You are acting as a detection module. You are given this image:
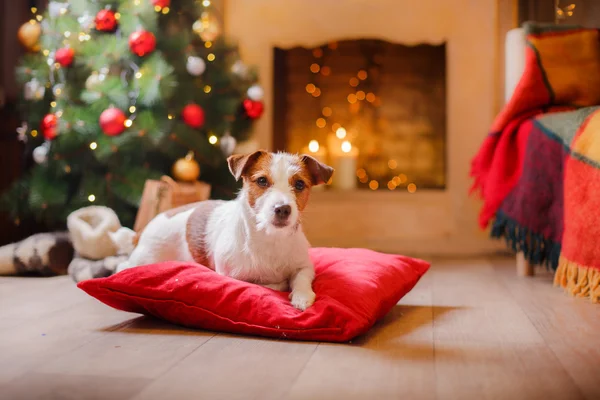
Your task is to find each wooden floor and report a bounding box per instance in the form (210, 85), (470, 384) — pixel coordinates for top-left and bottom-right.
(0, 257), (599, 400)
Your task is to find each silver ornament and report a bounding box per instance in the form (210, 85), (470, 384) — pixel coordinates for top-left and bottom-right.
(48, 2), (69, 18)
(77, 13), (94, 31)
(85, 73), (102, 90)
(24, 79), (45, 101)
(247, 85), (264, 101)
(186, 56), (206, 76)
(33, 144), (49, 164)
(52, 83), (64, 97)
(16, 122), (28, 143)
(231, 60), (248, 77)
(220, 132), (237, 157)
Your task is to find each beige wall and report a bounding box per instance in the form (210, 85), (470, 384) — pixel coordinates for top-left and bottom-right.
(224, 0), (512, 257)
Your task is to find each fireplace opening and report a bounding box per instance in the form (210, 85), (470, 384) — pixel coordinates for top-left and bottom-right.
(273, 39), (447, 191)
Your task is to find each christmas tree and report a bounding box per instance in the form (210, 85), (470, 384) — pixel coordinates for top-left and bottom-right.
(2, 0), (263, 229)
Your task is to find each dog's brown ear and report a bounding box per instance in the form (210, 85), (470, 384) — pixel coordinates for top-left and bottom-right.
(301, 154), (334, 186)
(227, 150), (266, 181)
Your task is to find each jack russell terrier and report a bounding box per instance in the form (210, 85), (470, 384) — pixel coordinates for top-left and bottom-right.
(111, 150), (334, 311)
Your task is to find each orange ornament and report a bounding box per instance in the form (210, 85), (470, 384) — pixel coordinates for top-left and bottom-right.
(17, 21), (41, 52)
(172, 152), (200, 182)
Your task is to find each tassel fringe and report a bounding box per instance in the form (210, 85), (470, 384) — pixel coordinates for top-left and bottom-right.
(554, 257), (600, 303)
(491, 211), (560, 270)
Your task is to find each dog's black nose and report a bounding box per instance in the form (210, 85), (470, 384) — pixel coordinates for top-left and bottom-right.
(274, 204), (291, 220)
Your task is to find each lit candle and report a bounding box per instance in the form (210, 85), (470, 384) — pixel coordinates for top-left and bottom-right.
(331, 140), (358, 190)
(301, 140), (328, 191)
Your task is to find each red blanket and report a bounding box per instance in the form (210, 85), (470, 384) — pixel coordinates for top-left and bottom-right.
(470, 23), (600, 228)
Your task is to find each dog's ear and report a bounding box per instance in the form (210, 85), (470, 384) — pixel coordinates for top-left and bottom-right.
(227, 150), (266, 181)
(301, 154), (334, 186)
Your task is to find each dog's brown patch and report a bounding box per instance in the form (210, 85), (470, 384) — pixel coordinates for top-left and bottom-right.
(242, 152), (273, 208)
(186, 200), (226, 268)
(290, 161), (313, 211)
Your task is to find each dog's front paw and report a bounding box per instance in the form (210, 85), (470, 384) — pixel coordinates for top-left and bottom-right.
(289, 289), (316, 311)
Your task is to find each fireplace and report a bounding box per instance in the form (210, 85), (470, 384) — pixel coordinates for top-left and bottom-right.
(225, 0), (505, 256)
(273, 40), (446, 191)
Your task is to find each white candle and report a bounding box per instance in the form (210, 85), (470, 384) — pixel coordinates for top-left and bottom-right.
(302, 140), (328, 191)
(331, 140), (358, 190)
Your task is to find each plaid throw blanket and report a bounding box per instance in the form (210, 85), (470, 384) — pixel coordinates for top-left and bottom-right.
(470, 23), (600, 302)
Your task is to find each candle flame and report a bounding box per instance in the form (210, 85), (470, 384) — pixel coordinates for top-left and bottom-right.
(341, 141), (352, 153)
(308, 140), (320, 153)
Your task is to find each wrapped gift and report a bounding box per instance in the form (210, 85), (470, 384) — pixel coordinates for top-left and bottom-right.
(133, 176), (211, 233)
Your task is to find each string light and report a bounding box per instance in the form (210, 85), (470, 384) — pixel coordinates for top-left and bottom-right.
(205, 41), (212, 48)
(388, 159), (397, 169)
(312, 48), (323, 58)
(366, 92), (376, 102)
(207, 53), (215, 61)
(336, 127), (347, 139)
(154, 5), (161, 12)
(320, 66), (331, 76)
(392, 176), (401, 185)
(124, 119), (133, 127)
(129, 106), (136, 113)
(135, 72), (143, 79)
(162, 7), (170, 14)
(387, 181), (397, 190)
(43, 49), (49, 56)
(31, 130), (38, 137)
(356, 168), (367, 178)
(89, 142), (97, 150)
(308, 140), (320, 153)
(208, 135), (218, 144)
(305, 84), (316, 94)
(168, 114), (174, 119)
(357, 70), (368, 80)
(407, 183), (417, 193)
(202, 0), (211, 6)
(60, 7), (68, 15)
(312, 88), (321, 97)
(50, 101), (57, 107)
(316, 118), (326, 128)
(341, 140), (352, 153)
(347, 93), (357, 104)
(310, 63), (320, 73)
(64, 165), (71, 173)
(31, 7), (37, 13)
(322, 107), (332, 117)
(331, 122), (341, 132)
(356, 90), (366, 100)
(115, 12), (121, 20)
(36, 15), (43, 21)
(55, 110), (63, 118)
(398, 173), (407, 183)
(349, 77), (359, 87)
(369, 180), (379, 190)
(64, 31), (71, 38)
(203, 85), (212, 93)
(88, 194), (96, 202)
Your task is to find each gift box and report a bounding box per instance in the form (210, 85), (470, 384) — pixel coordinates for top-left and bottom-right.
(133, 176), (211, 233)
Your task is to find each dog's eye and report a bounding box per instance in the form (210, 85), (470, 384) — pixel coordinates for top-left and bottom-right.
(294, 180), (306, 191)
(256, 177), (268, 187)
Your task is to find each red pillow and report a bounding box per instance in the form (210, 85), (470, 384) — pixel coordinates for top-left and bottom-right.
(78, 247), (430, 342)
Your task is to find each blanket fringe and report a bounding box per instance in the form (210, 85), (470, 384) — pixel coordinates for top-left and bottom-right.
(554, 257), (600, 303)
(491, 212), (560, 270)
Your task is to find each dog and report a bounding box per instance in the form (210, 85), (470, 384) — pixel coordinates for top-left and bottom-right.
(111, 150), (334, 311)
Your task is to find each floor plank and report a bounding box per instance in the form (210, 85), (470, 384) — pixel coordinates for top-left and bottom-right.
(1, 258), (599, 400)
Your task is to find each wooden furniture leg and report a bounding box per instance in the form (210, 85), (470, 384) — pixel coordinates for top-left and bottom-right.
(516, 252), (534, 276)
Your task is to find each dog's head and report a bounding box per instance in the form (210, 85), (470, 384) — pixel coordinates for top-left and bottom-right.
(228, 150), (334, 234)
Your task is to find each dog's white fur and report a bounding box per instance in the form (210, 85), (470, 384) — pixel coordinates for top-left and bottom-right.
(112, 152), (333, 311)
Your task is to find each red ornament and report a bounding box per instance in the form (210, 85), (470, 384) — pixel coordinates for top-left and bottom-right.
(41, 114), (58, 140)
(95, 9), (118, 32)
(182, 104), (205, 128)
(99, 108), (127, 136)
(55, 47), (74, 67)
(152, 0), (171, 8)
(243, 99), (264, 120)
(129, 30), (156, 57)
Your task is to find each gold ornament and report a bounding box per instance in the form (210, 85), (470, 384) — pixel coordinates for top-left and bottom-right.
(192, 10), (221, 42)
(18, 20), (41, 52)
(172, 151), (200, 182)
